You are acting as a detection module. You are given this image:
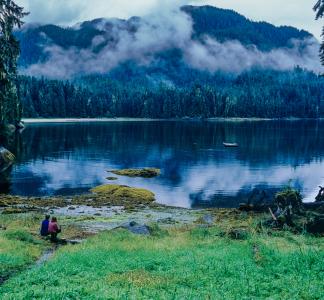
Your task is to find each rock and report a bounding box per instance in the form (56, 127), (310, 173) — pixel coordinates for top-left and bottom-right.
(0, 147), (15, 173)
(90, 184), (155, 206)
(109, 168), (161, 178)
(106, 177), (118, 181)
(120, 221), (151, 235)
(202, 214), (214, 225)
(67, 239), (83, 245)
(15, 121), (25, 130)
(157, 217), (176, 224)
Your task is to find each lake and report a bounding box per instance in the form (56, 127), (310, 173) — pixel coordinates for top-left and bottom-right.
(1, 120), (324, 208)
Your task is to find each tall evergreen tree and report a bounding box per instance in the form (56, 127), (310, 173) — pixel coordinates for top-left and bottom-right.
(314, 0), (324, 65)
(0, 0), (28, 125)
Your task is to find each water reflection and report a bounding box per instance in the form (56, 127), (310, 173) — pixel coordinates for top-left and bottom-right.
(2, 120), (324, 208)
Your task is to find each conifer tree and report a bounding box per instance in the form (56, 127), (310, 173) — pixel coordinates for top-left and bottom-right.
(0, 0), (28, 125)
(314, 0), (324, 65)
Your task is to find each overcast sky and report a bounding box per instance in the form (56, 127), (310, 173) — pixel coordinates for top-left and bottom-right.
(16, 0), (322, 39)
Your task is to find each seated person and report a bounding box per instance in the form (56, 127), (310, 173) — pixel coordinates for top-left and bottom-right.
(48, 217), (61, 242)
(40, 215), (50, 237)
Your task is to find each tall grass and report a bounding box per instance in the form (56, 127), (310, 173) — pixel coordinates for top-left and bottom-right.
(0, 214), (47, 280)
(1, 226), (323, 299)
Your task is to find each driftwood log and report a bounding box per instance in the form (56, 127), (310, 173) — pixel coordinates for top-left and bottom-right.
(240, 187), (324, 234)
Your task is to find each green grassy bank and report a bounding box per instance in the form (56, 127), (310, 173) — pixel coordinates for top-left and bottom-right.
(0, 214), (47, 283)
(1, 216), (323, 299)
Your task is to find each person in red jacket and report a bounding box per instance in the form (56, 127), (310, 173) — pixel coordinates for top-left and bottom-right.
(48, 217), (61, 242)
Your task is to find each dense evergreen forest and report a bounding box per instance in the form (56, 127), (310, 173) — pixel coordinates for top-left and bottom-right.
(13, 5), (323, 120)
(18, 69), (324, 119)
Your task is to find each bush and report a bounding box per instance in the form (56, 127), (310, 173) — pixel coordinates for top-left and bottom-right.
(275, 187), (302, 212)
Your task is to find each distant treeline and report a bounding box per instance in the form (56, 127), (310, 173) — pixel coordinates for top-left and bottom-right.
(17, 69), (324, 119)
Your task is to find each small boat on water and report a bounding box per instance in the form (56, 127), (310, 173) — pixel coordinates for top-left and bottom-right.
(223, 142), (239, 148)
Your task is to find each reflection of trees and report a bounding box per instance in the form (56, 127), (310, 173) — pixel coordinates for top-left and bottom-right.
(4, 121), (324, 203)
(19, 121), (324, 168)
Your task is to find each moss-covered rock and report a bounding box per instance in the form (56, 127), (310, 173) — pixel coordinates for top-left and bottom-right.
(0, 147), (15, 172)
(106, 177), (118, 181)
(90, 184), (155, 208)
(109, 168), (160, 178)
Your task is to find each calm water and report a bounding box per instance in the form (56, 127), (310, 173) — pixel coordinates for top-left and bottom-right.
(1, 120), (324, 208)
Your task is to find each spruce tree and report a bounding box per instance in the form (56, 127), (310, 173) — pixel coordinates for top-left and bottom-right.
(314, 0), (324, 66)
(0, 0), (28, 125)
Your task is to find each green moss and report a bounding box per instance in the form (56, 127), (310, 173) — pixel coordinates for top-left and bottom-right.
(0, 184), (157, 211)
(90, 184), (155, 208)
(109, 168), (161, 178)
(106, 177), (118, 181)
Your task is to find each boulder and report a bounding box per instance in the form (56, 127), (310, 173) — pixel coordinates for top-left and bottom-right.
(15, 121), (25, 130)
(202, 214), (214, 225)
(0, 147), (15, 173)
(120, 221), (151, 235)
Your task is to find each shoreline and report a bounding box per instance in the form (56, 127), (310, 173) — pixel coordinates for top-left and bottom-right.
(22, 118), (162, 124)
(22, 117), (324, 124)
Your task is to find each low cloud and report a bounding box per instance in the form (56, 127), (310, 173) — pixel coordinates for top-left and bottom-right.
(185, 37), (322, 73)
(22, 5), (323, 79)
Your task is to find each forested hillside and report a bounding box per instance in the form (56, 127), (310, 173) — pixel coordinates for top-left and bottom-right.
(18, 69), (324, 119)
(14, 5), (324, 119)
(16, 5), (313, 68)
(182, 6), (311, 50)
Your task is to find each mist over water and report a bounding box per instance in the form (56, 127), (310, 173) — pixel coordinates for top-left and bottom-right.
(2, 120), (324, 208)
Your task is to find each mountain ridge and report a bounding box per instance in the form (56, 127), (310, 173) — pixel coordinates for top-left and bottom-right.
(16, 5), (314, 71)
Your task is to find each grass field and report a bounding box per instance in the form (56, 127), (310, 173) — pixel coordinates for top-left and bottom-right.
(1, 217), (323, 300)
(0, 214), (47, 283)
